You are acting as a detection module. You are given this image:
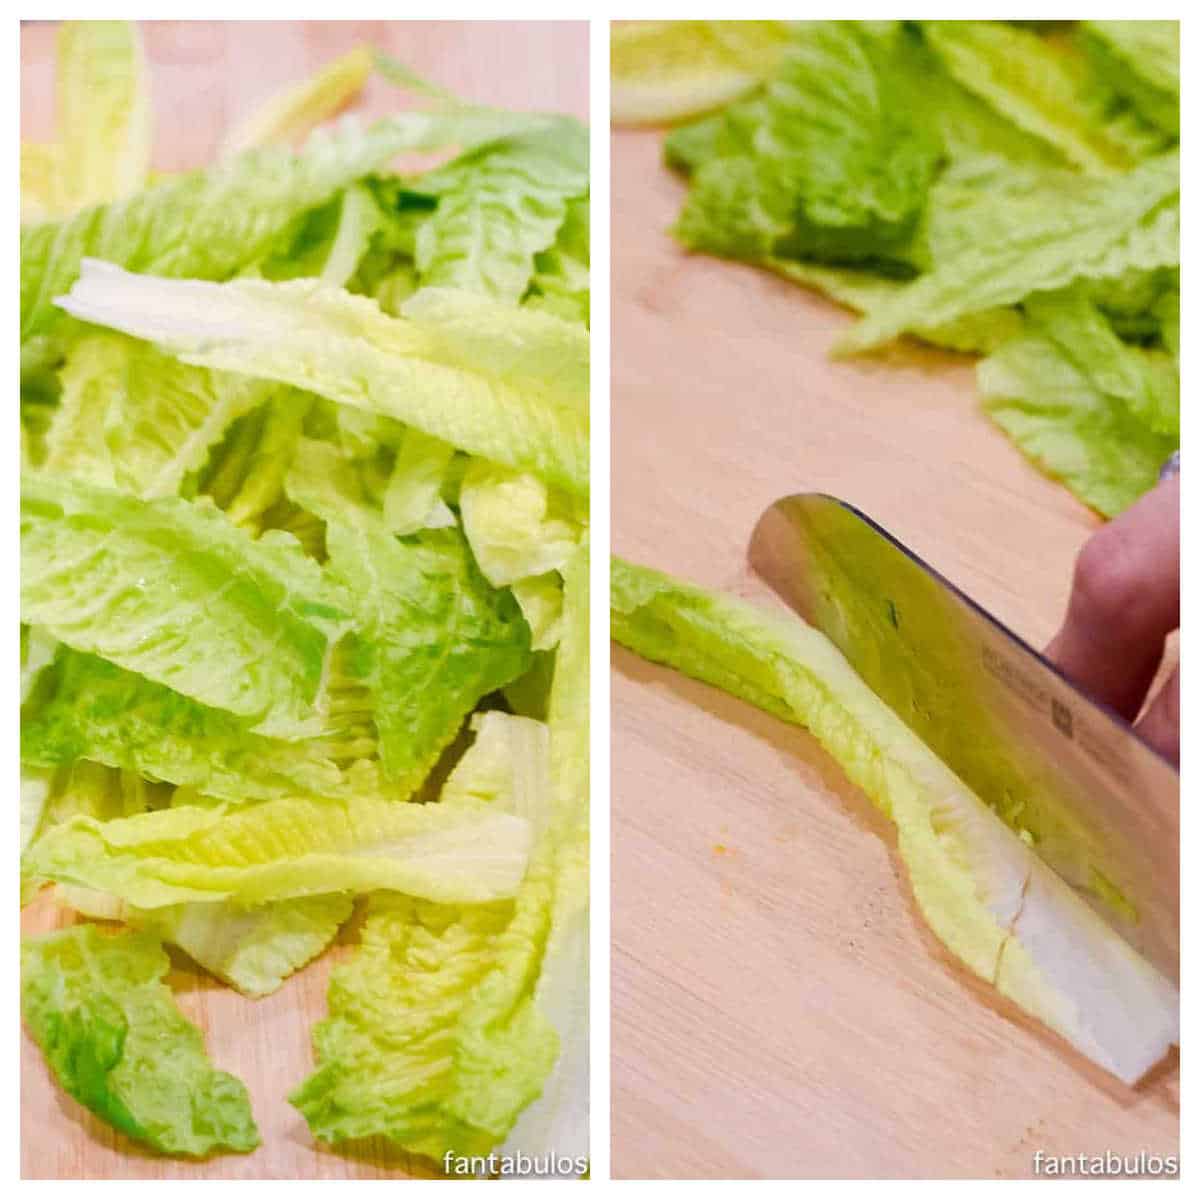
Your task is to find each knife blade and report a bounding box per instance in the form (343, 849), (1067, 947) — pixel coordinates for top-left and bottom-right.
(749, 493), (1179, 983)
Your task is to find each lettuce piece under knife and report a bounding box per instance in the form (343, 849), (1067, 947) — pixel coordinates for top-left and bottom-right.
(57, 263), (590, 497)
(23, 792), (533, 910)
(611, 557), (1177, 1085)
(22, 924), (259, 1156)
(21, 472), (352, 736)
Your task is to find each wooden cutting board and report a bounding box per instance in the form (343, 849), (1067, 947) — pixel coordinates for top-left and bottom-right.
(19, 19), (587, 1181)
(610, 126), (1178, 1180)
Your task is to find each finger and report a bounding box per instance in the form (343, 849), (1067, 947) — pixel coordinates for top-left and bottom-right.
(1046, 476), (1179, 720)
(1135, 666), (1179, 766)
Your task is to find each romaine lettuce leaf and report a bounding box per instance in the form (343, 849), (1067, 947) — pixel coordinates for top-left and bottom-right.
(675, 22), (941, 267)
(919, 21), (1166, 173)
(20, 624), (58, 705)
(978, 290), (1178, 517)
(20, 649), (367, 805)
(441, 711), (552, 823)
(54, 21), (153, 212)
(505, 538), (589, 1161)
(838, 150), (1178, 353)
(23, 791), (534, 909)
(22, 107), (547, 341)
(1081, 21), (1179, 139)
(45, 332), (274, 499)
(611, 557), (1177, 1084)
(284, 437), (533, 786)
(57, 887), (354, 999)
(459, 460), (582, 587)
(524, 194), (590, 326)
(22, 924), (260, 1156)
(21, 472), (352, 736)
(221, 46), (374, 156)
(381, 428), (457, 535)
(57, 262), (590, 496)
(411, 119), (589, 304)
(203, 397), (311, 534)
(21, 142), (59, 225)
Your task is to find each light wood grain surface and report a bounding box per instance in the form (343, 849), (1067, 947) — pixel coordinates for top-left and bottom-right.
(610, 127), (1178, 1179)
(19, 19), (587, 1181)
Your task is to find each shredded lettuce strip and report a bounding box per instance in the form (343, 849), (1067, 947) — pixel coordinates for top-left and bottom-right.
(57, 263), (589, 497)
(23, 792), (534, 909)
(22, 924), (260, 1156)
(611, 558), (1177, 1086)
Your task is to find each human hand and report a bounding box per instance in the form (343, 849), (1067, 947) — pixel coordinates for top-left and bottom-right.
(1046, 474), (1179, 765)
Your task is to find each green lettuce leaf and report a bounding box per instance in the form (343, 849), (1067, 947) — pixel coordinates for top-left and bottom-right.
(675, 22), (941, 267)
(510, 575), (565, 653)
(525, 194), (590, 325)
(22, 924), (259, 1156)
(838, 149), (1178, 353)
(56, 887), (354, 999)
(381, 428), (457, 535)
(441, 711), (552, 821)
(459, 460), (582, 587)
(411, 119), (589, 304)
(221, 46), (374, 156)
(284, 437), (533, 786)
(978, 290), (1178, 517)
(919, 21), (1166, 173)
(203, 396), (312, 533)
(58, 263), (589, 496)
(23, 792), (534, 909)
(20, 648), (370, 805)
(54, 21), (153, 212)
(20, 624), (58, 705)
(21, 142), (59, 224)
(44, 332), (274, 499)
(611, 557), (1176, 1085)
(1081, 21), (1179, 139)
(21, 472), (352, 736)
(22, 108), (547, 341)
(505, 538), (589, 1161)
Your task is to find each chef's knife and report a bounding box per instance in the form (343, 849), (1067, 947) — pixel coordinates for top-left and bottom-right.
(749, 493), (1179, 983)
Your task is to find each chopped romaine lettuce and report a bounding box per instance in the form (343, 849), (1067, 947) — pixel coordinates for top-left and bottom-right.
(22, 924), (260, 1156)
(57, 263), (590, 496)
(20, 25), (588, 1167)
(23, 792), (534, 908)
(21, 472), (353, 736)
